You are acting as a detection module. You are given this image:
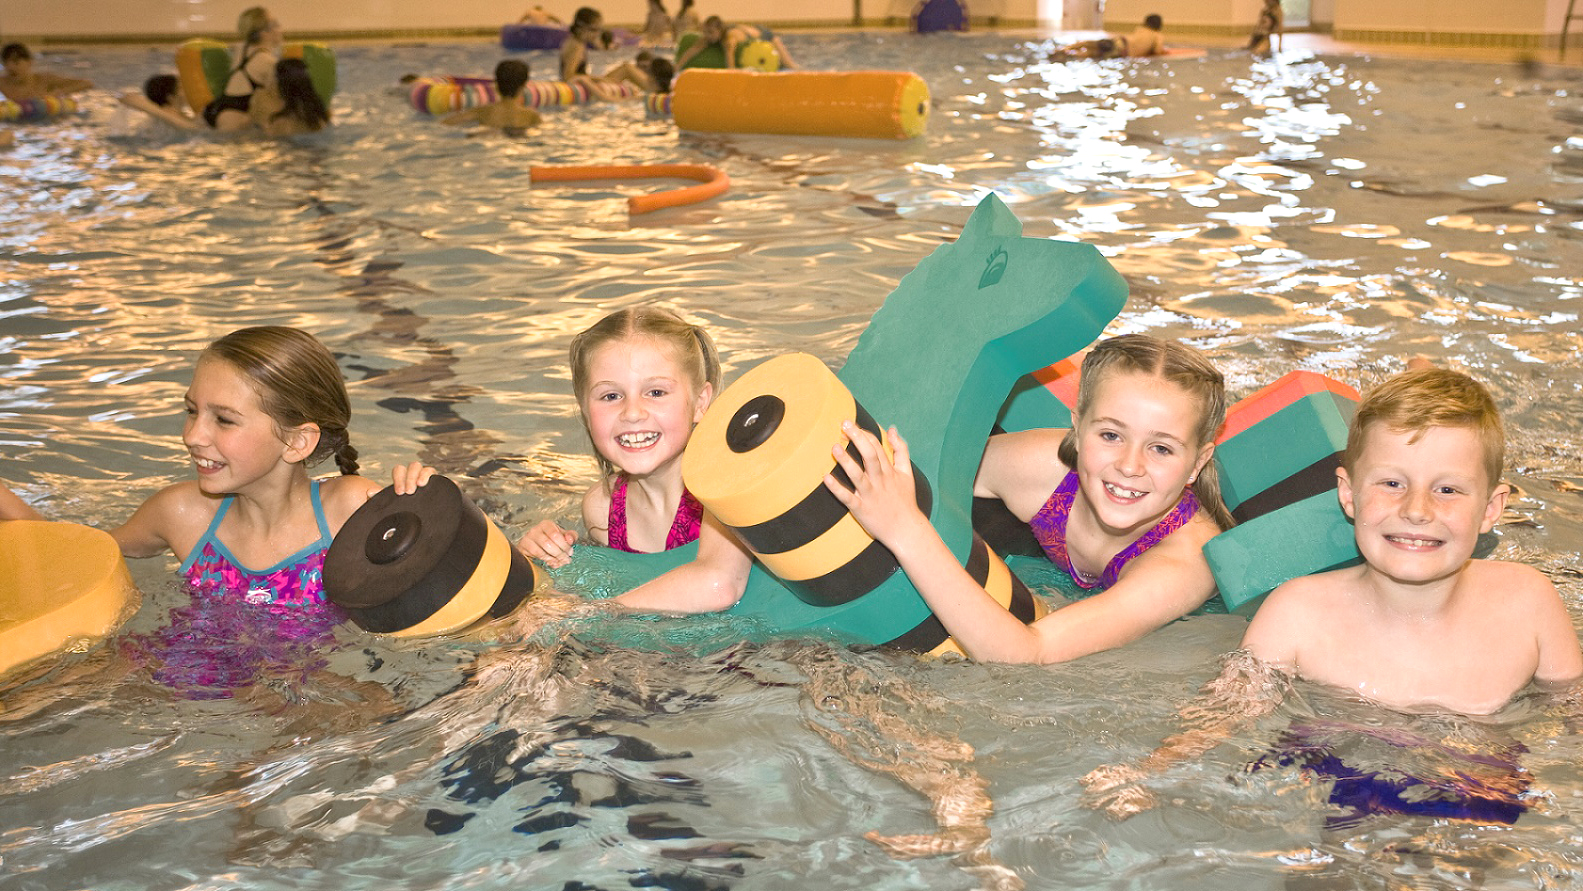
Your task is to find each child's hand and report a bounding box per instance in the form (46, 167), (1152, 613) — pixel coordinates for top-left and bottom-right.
(1079, 763), (1157, 820)
(824, 422), (930, 548)
(392, 461), (437, 495)
(517, 520), (578, 568)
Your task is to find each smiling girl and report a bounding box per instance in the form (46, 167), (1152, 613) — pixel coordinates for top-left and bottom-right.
(828, 334), (1234, 663)
(110, 326), (422, 611)
(517, 307), (720, 568)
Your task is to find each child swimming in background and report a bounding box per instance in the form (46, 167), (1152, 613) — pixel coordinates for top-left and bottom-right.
(250, 58), (330, 135)
(443, 59), (542, 133)
(109, 326), (424, 615)
(829, 334), (1233, 663)
(1082, 366), (1583, 819)
(560, 7), (606, 83)
(677, 16), (800, 70)
(516, 307), (720, 568)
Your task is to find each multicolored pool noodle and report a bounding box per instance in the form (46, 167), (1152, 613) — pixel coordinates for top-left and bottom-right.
(0, 96), (81, 122)
(407, 76), (638, 114)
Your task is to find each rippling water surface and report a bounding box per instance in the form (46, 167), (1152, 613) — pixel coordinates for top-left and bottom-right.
(4, 33), (1583, 890)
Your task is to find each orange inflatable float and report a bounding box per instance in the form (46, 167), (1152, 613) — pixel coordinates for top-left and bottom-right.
(529, 163), (730, 215)
(671, 69), (929, 140)
(1, 521), (138, 676)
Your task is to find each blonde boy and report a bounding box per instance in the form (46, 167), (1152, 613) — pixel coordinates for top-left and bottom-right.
(1084, 367), (1581, 816)
(1244, 367), (1580, 714)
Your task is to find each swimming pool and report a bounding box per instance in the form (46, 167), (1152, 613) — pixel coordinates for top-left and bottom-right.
(4, 32), (1583, 890)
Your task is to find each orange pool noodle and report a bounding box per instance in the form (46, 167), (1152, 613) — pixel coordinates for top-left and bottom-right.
(529, 163), (730, 214)
(671, 69), (930, 140)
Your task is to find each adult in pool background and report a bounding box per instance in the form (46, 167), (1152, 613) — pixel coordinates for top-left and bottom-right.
(1083, 367), (1583, 819)
(202, 6), (283, 132)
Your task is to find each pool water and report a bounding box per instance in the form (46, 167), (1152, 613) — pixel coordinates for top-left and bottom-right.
(4, 32), (1583, 890)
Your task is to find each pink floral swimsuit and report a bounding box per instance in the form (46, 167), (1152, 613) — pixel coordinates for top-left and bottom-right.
(606, 477), (704, 552)
(1028, 470), (1200, 590)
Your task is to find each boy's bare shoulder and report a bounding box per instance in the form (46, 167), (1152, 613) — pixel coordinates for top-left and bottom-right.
(1464, 557), (1559, 605)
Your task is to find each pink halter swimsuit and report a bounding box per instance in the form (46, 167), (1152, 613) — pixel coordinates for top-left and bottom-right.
(606, 477), (704, 552)
(1028, 470), (1200, 589)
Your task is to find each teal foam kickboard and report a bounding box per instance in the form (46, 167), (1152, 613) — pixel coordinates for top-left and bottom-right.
(1204, 490), (1361, 614)
(555, 194), (1128, 648)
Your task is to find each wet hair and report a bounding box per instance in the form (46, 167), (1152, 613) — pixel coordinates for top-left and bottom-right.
(1, 43), (32, 63)
(237, 6), (272, 44)
(201, 326), (360, 474)
(1056, 334), (1233, 530)
(569, 307), (722, 479)
(1144, 14), (1164, 30)
(1344, 367), (1505, 491)
(572, 6), (603, 29)
(143, 74), (180, 107)
(272, 58), (329, 130)
(703, 15), (725, 32)
(494, 58), (530, 97)
(648, 57), (674, 93)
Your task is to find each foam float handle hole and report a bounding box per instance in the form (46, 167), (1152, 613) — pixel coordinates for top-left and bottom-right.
(367, 512), (421, 565)
(727, 394), (786, 453)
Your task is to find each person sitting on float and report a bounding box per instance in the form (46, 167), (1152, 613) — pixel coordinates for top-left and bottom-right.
(676, 16), (800, 70)
(0, 43), (94, 102)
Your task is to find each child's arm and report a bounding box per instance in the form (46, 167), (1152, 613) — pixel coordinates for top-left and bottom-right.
(42, 72), (93, 95)
(1081, 649), (1289, 818)
(515, 482), (604, 568)
(830, 423), (1218, 664)
(614, 513), (752, 612)
(109, 483), (206, 558)
(0, 481), (44, 520)
(1522, 566), (1583, 688)
(118, 92), (202, 130)
(441, 106), (483, 126)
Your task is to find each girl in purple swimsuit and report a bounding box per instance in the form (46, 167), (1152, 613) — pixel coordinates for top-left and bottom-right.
(829, 334), (1235, 664)
(518, 307), (720, 568)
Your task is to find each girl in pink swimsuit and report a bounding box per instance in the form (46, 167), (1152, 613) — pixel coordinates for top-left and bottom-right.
(110, 326), (427, 627)
(518, 307), (720, 567)
(828, 334), (1235, 664)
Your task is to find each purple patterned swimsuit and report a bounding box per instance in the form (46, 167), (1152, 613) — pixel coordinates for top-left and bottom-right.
(1028, 470), (1200, 589)
(134, 480), (341, 698)
(606, 477), (704, 552)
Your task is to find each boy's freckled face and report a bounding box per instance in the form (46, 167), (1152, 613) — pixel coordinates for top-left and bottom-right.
(1338, 424), (1506, 589)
